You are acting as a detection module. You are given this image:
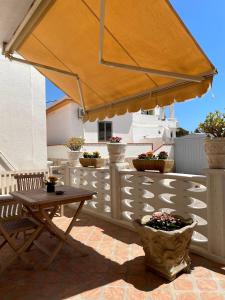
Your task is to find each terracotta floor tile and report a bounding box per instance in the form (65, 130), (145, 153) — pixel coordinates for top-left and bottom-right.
(176, 292), (198, 300)
(104, 286), (125, 300)
(196, 279), (218, 291)
(1, 212), (225, 300)
(174, 278), (193, 290)
(200, 293), (225, 300)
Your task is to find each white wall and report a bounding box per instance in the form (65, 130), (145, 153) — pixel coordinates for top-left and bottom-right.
(47, 102), (84, 145)
(0, 54), (47, 171)
(175, 134), (208, 175)
(84, 113), (133, 143)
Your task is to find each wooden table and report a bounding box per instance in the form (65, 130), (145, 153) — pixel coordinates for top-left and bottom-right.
(11, 185), (96, 268)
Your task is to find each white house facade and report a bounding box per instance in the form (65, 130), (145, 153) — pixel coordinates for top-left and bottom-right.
(0, 53), (47, 171)
(46, 98), (178, 147)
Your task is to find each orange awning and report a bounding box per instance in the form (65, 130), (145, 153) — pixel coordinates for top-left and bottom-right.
(5, 0), (216, 121)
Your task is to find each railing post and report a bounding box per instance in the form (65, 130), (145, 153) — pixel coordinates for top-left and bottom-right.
(206, 169), (225, 258)
(108, 144), (129, 220)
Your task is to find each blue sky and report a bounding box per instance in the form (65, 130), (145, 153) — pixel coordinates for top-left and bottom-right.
(46, 0), (225, 132)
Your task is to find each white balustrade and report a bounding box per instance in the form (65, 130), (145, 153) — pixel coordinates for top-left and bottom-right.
(69, 167), (111, 217)
(0, 170), (48, 195)
(119, 170), (208, 254)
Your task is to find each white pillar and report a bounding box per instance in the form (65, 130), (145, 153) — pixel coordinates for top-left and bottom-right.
(169, 103), (175, 119)
(206, 169), (225, 258)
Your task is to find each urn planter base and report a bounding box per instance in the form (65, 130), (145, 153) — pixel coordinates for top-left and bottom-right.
(133, 215), (196, 281)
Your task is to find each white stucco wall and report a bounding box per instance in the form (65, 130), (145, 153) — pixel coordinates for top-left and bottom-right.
(0, 54), (47, 171)
(47, 102), (84, 145)
(175, 134), (208, 175)
(84, 113), (133, 143)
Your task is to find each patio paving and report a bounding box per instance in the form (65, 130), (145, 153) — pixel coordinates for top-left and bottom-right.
(0, 209), (225, 300)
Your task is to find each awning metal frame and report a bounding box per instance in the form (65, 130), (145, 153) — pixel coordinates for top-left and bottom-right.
(3, 52), (86, 113)
(99, 0), (204, 83)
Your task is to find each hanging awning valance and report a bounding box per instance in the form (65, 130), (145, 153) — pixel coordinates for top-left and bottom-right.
(4, 0), (216, 121)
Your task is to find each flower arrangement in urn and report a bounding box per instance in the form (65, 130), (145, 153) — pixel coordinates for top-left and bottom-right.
(45, 176), (58, 193)
(197, 110), (225, 168)
(108, 136), (122, 143)
(65, 137), (85, 166)
(65, 137), (85, 151)
(133, 151), (173, 172)
(133, 211), (197, 281)
(79, 151), (105, 168)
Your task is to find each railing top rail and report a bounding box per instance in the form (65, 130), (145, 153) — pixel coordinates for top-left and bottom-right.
(0, 169), (48, 177)
(68, 166), (110, 172)
(119, 169), (206, 182)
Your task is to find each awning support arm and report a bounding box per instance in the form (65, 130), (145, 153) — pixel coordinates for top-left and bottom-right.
(99, 0), (203, 83)
(3, 51), (86, 113)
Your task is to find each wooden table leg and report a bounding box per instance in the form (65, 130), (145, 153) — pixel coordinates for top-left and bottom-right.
(40, 200), (86, 268)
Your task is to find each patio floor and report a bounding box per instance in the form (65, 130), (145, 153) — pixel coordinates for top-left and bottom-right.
(0, 209), (225, 300)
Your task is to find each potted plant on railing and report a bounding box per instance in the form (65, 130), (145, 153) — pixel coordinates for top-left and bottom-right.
(65, 137), (85, 166)
(45, 176), (58, 193)
(107, 136), (127, 163)
(197, 110), (225, 168)
(79, 151), (105, 168)
(133, 212), (197, 281)
(132, 151), (174, 172)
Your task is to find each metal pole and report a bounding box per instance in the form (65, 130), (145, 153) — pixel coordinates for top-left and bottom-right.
(98, 0), (203, 83)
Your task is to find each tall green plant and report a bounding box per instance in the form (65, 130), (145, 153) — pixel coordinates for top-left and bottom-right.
(198, 111), (225, 138)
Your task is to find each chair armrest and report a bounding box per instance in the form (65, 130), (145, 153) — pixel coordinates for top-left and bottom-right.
(0, 195), (19, 205)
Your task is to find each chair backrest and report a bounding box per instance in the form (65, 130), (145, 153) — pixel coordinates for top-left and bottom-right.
(14, 173), (45, 191)
(0, 195), (23, 221)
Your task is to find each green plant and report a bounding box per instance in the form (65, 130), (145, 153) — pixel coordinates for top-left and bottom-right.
(198, 110), (225, 137)
(83, 151), (101, 158)
(145, 212), (187, 231)
(66, 137), (85, 151)
(157, 151), (168, 160)
(176, 127), (189, 137)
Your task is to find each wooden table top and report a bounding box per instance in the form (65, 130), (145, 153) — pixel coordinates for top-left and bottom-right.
(11, 186), (96, 207)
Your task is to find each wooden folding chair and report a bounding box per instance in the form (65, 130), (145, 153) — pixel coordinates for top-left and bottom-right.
(0, 195), (38, 273)
(14, 173), (45, 191)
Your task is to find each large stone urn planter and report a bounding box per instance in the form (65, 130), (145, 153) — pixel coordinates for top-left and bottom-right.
(133, 159), (174, 173)
(107, 143), (127, 163)
(133, 215), (197, 281)
(204, 138), (225, 168)
(68, 151), (82, 166)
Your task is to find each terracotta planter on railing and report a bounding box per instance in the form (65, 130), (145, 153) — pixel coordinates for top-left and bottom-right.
(204, 138), (225, 168)
(132, 159), (174, 173)
(133, 215), (197, 281)
(79, 158), (105, 168)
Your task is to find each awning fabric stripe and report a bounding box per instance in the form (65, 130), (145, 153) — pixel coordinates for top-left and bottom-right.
(14, 0), (216, 121)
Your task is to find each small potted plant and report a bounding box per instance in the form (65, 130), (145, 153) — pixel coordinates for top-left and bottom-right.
(132, 151), (174, 172)
(45, 176), (58, 193)
(79, 151), (105, 168)
(133, 212), (197, 281)
(65, 137), (85, 166)
(107, 136), (127, 163)
(198, 110), (225, 168)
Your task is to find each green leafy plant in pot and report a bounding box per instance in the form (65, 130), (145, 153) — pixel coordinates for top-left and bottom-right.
(197, 110), (225, 168)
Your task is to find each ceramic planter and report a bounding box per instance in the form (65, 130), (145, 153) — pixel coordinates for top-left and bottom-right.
(107, 143), (127, 163)
(132, 159), (174, 173)
(79, 158), (105, 168)
(67, 150), (82, 166)
(204, 138), (225, 168)
(133, 215), (197, 281)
